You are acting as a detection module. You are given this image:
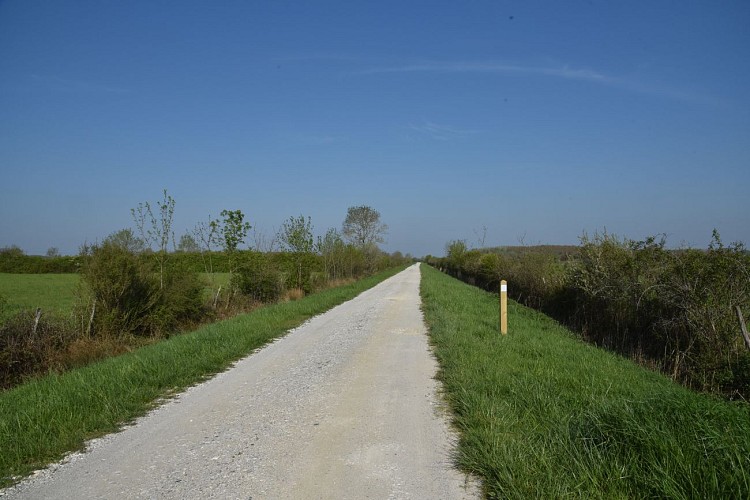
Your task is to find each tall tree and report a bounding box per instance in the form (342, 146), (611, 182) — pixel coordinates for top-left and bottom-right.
(193, 215), (220, 275)
(218, 209), (251, 276)
(131, 190), (176, 289)
(317, 228), (345, 280)
(279, 215), (314, 289)
(279, 215), (314, 254)
(342, 206), (388, 249)
(177, 233), (201, 253)
(192, 214), (221, 306)
(104, 228), (146, 254)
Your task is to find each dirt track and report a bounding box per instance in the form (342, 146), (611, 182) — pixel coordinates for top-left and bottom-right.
(3, 264), (478, 499)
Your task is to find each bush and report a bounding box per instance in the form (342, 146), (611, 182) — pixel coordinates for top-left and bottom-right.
(78, 242), (157, 337)
(570, 232), (750, 395)
(657, 239), (750, 394)
(148, 261), (206, 334)
(0, 309), (75, 388)
(0, 247), (206, 388)
(232, 255), (285, 303)
(78, 242), (206, 337)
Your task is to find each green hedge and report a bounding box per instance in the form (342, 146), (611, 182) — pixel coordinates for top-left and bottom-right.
(0, 254), (82, 273)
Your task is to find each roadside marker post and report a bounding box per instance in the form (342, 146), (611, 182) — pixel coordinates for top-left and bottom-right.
(500, 280), (508, 335)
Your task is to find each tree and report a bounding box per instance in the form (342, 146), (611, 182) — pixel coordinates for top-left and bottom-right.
(218, 209), (251, 276)
(279, 215), (314, 289)
(445, 239), (468, 259)
(192, 215), (221, 305)
(0, 245), (25, 257)
(279, 215), (314, 254)
(193, 215), (220, 274)
(46, 247), (60, 258)
(445, 239), (468, 270)
(473, 225), (488, 249)
(104, 228), (146, 254)
(342, 206), (388, 249)
(251, 226), (278, 253)
(177, 233), (201, 253)
(132, 189), (176, 289)
(317, 228), (345, 280)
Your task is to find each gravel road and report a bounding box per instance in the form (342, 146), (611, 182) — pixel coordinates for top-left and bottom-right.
(3, 264), (478, 499)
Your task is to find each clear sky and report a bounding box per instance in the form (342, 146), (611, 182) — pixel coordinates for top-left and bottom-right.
(1, 0), (748, 257)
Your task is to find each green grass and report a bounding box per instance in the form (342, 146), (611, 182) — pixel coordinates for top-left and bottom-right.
(0, 266), (406, 487)
(420, 264), (750, 499)
(0, 273), (232, 319)
(0, 274), (79, 319)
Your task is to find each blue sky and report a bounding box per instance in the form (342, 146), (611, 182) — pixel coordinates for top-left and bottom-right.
(1, 0), (748, 257)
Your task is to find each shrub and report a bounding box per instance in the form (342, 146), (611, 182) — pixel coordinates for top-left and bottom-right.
(309, 271), (327, 292)
(232, 255), (285, 303)
(0, 310), (75, 388)
(78, 242), (206, 338)
(148, 261), (206, 334)
(657, 239), (750, 394)
(78, 242), (157, 337)
(570, 234), (669, 353)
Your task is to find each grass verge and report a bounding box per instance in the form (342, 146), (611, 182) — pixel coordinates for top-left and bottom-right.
(0, 265), (406, 487)
(420, 264), (750, 498)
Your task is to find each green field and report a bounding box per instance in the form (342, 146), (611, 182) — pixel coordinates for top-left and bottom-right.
(0, 273), (231, 320)
(0, 274), (79, 319)
(419, 264), (750, 498)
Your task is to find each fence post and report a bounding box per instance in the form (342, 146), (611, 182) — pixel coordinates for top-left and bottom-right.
(500, 280), (508, 335)
(736, 306), (750, 351)
(87, 300), (96, 338)
(32, 307), (42, 337)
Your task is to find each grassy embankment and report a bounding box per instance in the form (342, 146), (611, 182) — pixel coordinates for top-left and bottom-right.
(420, 264), (750, 498)
(0, 265), (406, 487)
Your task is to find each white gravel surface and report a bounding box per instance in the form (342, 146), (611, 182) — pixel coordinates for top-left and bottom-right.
(2, 264), (479, 499)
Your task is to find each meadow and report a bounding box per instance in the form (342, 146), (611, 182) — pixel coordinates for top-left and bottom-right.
(0, 273), (231, 320)
(0, 274), (79, 320)
(420, 264), (750, 498)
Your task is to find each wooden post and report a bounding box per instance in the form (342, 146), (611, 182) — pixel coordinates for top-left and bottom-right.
(500, 280), (508, 335)
(213, 286), (222, 309)
(86, 300), (96, 338)
(32, 308), (42, 337)
(736, 306), (750, 351)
